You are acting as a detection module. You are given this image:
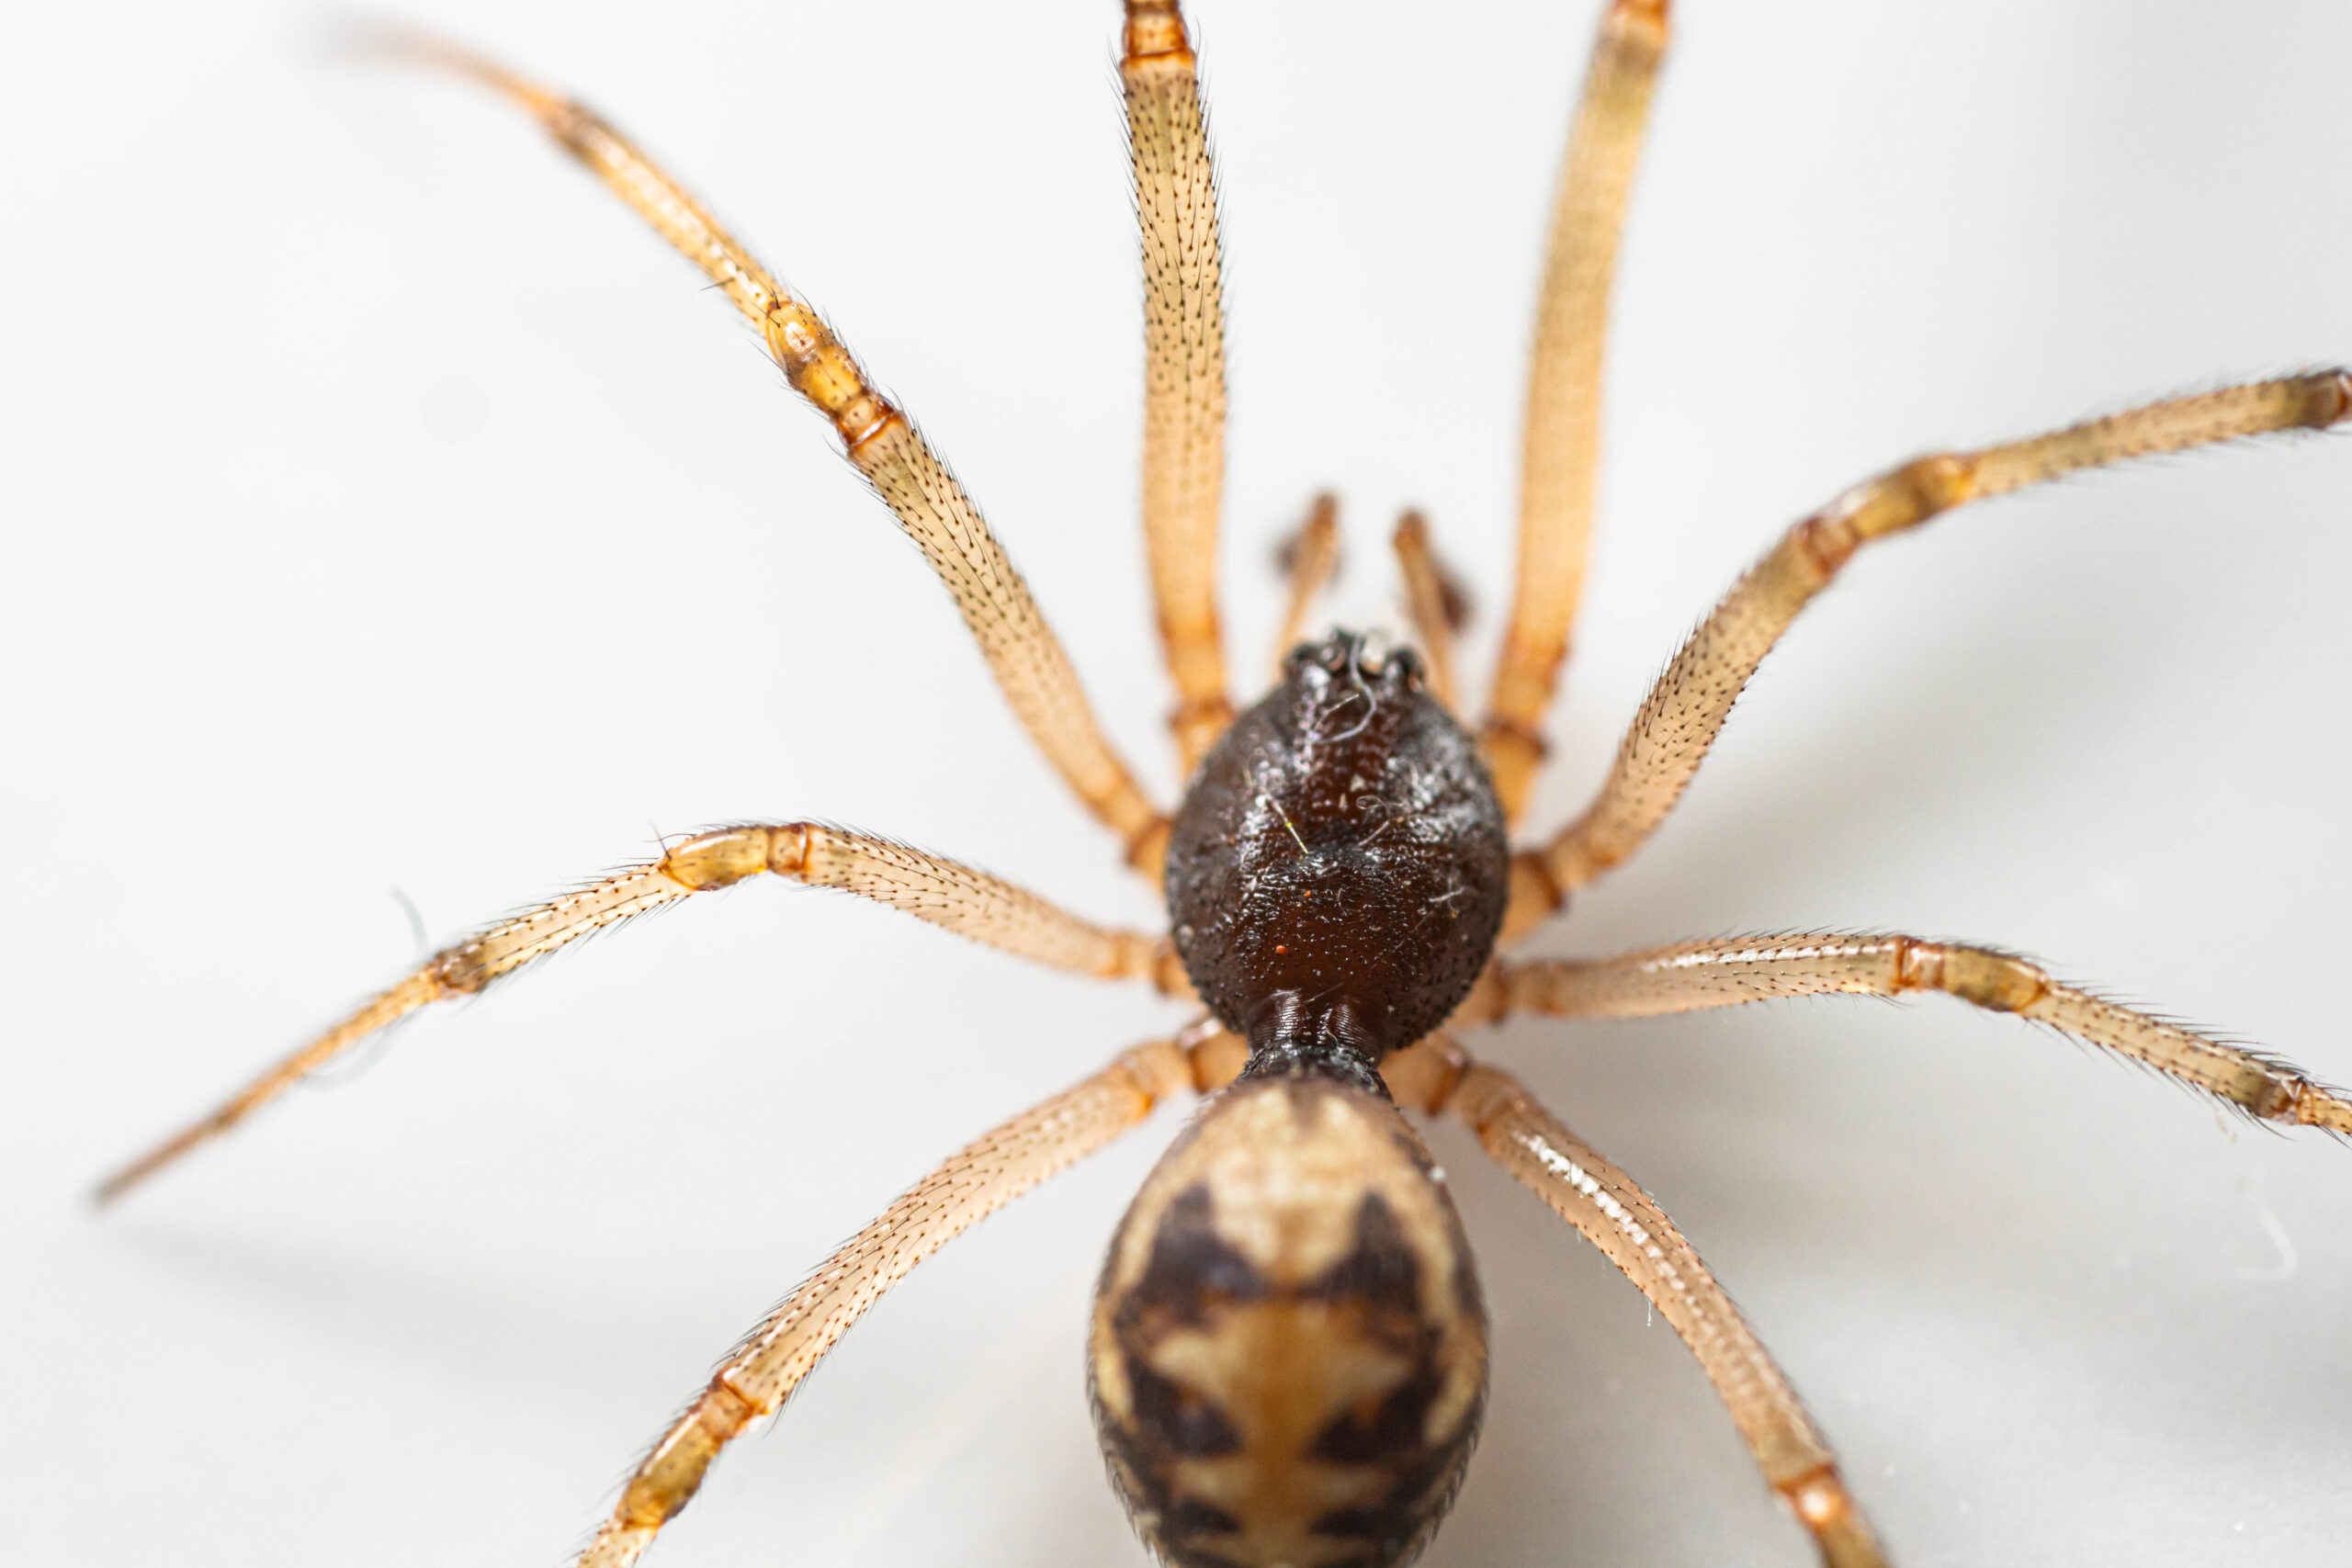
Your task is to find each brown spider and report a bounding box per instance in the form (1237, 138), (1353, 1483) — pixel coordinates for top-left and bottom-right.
(85, 2), (2352, 1564)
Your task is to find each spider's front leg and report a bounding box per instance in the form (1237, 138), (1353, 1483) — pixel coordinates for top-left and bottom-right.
(1383, 1037), (1885, 1568)
(1503, 371), (2352, 931)
(354, 28), (1172, 867)
(1481, 0), (1673, 821)
(95, 825), (1190, 1201)
(1125, 0), (1235, 775)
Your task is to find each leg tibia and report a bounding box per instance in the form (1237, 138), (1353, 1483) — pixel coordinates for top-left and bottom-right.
(1489, 934), (2352, 1131)
(95, 826), (1182, 1202)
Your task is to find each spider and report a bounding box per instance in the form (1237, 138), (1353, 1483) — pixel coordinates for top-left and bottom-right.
(78, 0), (2352, 1561)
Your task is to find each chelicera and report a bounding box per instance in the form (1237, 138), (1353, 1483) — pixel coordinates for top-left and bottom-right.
(96, 3), (2352, 1565)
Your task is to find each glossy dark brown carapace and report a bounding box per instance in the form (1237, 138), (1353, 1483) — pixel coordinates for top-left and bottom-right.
(1090, 1077), (1488, 1568)
(1166, 634), (1510, 1087)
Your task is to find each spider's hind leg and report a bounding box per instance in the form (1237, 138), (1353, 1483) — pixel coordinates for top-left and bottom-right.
(574, 1027), (1240, 1568)
(1385, 1038), (1886, 1568)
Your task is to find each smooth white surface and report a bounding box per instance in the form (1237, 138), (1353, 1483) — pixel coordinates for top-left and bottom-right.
(6, 2), (2351, 1563)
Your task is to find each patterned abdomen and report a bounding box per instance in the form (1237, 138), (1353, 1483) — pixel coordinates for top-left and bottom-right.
(1089, 1078), (1487, 1568)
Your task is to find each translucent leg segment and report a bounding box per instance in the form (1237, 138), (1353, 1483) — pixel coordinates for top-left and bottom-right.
(368, 28), (1166, 864)
(1481, 0), (1673, 823)
(95, 825), (1185, 1202)
(1438, 1047), (1885, 1568)
(571, 1031), (1229, 1568)
(1268, 491), (1340, 680)
(1125, 0), (1234, 773)
(1519, 372), (2352, 907)
(1475, 934), (2352, 1133)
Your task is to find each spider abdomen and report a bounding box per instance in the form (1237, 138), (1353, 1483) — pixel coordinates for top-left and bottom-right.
(1165, 635), (1510, 1085)
(1089, 1077), (1487, 1568)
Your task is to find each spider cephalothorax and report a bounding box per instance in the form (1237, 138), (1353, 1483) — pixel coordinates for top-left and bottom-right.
(1166, 633), (1509, 1089)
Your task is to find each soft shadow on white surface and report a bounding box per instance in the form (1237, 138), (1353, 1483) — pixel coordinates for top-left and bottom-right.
(6, 2), (2351, 1565)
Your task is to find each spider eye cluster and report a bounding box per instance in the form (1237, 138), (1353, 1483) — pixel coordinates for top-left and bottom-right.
(1165, 632), (1510, 1083)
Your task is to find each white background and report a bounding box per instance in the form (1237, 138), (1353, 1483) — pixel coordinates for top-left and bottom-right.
(6, 1), (2351, 1563)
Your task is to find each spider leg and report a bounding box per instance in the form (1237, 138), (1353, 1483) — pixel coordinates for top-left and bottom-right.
(1267, 491), (1340, 681)
(363, 29), (1168, 868)
(1393, 509), (1467, 712)
(1511, 371), (2352, 917)
(1385, 1038), (1884, 1568)
(1125, 0), (1235, 775)
(570, 1028), (1238, 1568)
(95, 825), (1189, 1202)
(1465, 935), (2352, 1134)
(1481, 0), (1673, 823)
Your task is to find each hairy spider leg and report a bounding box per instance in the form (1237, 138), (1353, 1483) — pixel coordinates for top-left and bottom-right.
(94, 826), (1189, 1202)
(1385, 1037), (1885, 1568)
(1466, 936), (2352, 1134)
(1268, 491), (1341, 681)
(573, 1030), (1243, 1568)
(1126, 0), (1235, 775)
(362, 27), (1170, 866)
(1481, 0), (1673, 822)
(1507, 370), (2352, 923)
